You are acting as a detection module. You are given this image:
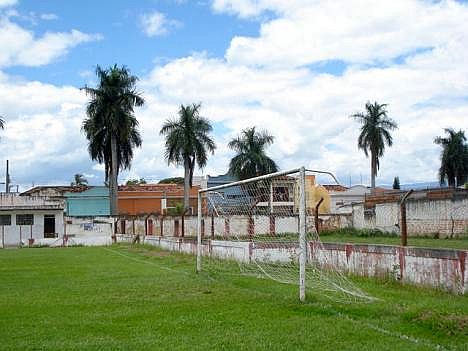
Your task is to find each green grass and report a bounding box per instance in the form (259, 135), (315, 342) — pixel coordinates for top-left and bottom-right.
(320, 228), (468, 250)
(0, 245), (467, 350)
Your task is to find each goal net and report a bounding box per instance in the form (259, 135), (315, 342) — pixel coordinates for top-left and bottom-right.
(196, 167), (373, 303)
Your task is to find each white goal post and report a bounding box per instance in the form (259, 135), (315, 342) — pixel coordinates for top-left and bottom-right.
(197, 167), (308, 301)
(196, 166), (372, 303)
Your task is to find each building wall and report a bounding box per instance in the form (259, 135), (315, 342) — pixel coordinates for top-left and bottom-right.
(64, 217), (113, 237)
(1, 209), (64, 247)
(64, 187), (110, 217)
(329, 185), (370, 213)
(118, 186), (200, 216)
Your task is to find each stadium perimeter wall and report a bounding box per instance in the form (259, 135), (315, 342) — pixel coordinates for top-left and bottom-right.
(115, 234), (467, 294)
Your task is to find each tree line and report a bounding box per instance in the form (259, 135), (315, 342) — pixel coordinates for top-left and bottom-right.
(1, 65), (467, 215)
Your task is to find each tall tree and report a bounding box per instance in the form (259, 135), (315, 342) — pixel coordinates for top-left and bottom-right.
(71, 173), (88, 186)
(351, 102), (398, 190)
(126, 178), (147, 185)
(158, 177), (184, 184)
(160, 103), (216, 211)
(392, 176), (400, 190)
(434, 128), (468, 187)
(228, 127), (278, 180)
(82, 65), (144, 215)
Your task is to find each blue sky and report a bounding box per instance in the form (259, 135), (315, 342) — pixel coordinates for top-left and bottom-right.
(0, 0), (467, 189)
(5, 0), (261, 86)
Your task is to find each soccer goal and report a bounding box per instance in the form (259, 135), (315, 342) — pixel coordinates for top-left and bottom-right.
(196, 167), (372, 303)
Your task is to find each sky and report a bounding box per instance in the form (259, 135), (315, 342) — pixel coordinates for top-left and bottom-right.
(0, 0), (467, 190)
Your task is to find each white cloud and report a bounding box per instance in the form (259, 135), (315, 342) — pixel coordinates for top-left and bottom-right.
(214, 0), (468, 68)
(40, 13), (58, 21)
(139, 11), (181, 37)
(0, 17), (102, 68)
(0, 0), (16, 8)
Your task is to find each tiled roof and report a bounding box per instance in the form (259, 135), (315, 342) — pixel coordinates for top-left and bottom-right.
(21, 185), (89, 195)
(118, 184), (200, 194)
(322, 184), (349, 192)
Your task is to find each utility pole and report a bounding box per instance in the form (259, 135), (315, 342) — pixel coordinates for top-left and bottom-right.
(5, 160), (10, 193)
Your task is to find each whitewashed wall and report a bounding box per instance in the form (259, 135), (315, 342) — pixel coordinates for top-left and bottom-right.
(1, 210), (64, 247)
(116, 235), (467, 294)
(352, 198), (468, 236)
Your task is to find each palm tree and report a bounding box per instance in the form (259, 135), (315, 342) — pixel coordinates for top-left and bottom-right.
(160, 103), (216, 211)
(228, 127), (278, 180)
(82, 65), (144, 215)
(434, 128), (468, 187)
(351, 102), (398, 190)
(71, 173), (88, 186)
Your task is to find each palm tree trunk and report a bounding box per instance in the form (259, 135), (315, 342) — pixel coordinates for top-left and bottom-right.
(183, 157), (190, 212)
(110, 135), (119, 216)
(370, 153), (376, 191)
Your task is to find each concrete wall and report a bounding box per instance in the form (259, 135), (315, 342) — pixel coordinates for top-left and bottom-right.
(116, 234), (467, 294)
(352, 197), (468, 236)
(1, 210), (64, 247)
(115, 215), (302, 238)
(64, 217), (113, 237)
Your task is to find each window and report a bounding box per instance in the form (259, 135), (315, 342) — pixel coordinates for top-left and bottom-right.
(0, 215), (11, 226)
(273, 186), (290, 201)
(16, 214), (34, 225)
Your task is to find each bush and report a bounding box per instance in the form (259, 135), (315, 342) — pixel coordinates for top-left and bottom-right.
(320, 227), (398, 237)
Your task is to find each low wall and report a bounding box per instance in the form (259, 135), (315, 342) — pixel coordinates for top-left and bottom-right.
(116, 234), (467, 294)
(352, 197), (468, 237)
(116, 214), (352, 239)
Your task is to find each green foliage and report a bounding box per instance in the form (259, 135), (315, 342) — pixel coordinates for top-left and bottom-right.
(0, 246), (466, 350)
(166, 202), (185, 216)
(351, 102), (398, 188)
(71, 173), (88, 186)
(126, 178), (147, 185)
(228, 127), (278, 180)
(320, 227), (398, 238)
(158, 177), (184, 184)
(319, 228), (468, 250)
(392, 176), (400, 190)
(434, 128), (468, 187)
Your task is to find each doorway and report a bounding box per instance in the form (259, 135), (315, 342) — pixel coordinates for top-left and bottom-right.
(44, 215), (56, 238)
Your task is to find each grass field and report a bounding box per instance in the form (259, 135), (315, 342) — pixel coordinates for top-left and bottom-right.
(316, 228), (468, 250)
(0, 245), (467, 350)
(320, 233), (468, 250)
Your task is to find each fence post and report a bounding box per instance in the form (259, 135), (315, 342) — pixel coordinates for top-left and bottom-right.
(211, 213), (215, 239)
(197, 191), (202, 273)
(315, 197), (324, 234)
(299, 166), (307, 302)
(400, 190), (414, 247)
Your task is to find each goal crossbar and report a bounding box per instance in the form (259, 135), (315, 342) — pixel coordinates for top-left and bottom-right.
(198, 168), (302, 194)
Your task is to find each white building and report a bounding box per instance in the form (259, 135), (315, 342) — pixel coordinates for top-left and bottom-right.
(328, 185), (371, 213)
(0, 193), (64, 247)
